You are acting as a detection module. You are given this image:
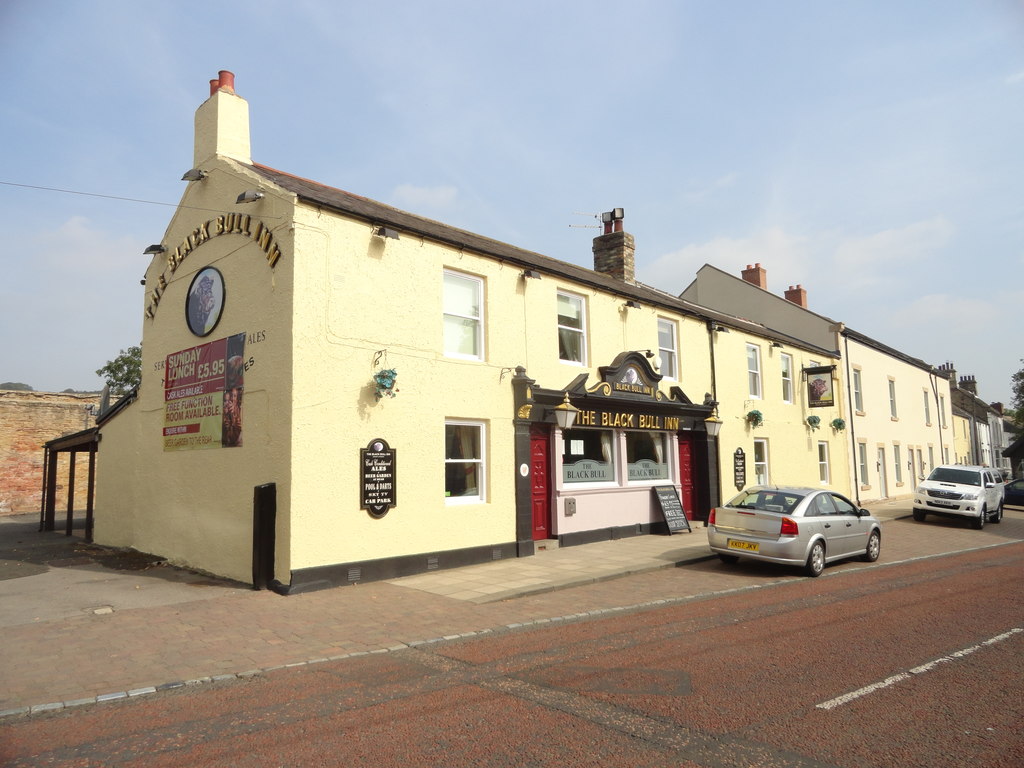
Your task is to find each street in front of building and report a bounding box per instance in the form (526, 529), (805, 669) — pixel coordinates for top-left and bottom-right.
(2, 505), (1022, 766)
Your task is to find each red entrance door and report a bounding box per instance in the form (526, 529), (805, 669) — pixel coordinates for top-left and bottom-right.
(677, 432), (696, 520)
(529, 426), (551, 540)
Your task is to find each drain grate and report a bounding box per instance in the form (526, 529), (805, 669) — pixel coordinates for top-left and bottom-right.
(347, 567), (361, 582)
(426, 556), (439, 570)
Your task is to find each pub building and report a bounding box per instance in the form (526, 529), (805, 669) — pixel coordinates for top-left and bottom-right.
(90, 72), (795, 593)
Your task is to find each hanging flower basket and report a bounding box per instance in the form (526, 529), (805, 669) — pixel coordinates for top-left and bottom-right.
(830, 417), (846, 431)
(745, 410), (764, 428)
(806, 415), (821, 431)
(372, 368), (399, 400)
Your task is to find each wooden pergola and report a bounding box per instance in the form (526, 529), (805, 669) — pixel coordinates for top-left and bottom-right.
(40, 427), (99, 541)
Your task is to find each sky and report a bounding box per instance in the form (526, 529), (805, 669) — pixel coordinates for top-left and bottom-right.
(1, 0), (1022, 407)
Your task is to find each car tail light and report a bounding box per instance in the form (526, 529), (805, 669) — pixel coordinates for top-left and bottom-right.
(780, 517), (799, 536)
(708, 509), (716, 525)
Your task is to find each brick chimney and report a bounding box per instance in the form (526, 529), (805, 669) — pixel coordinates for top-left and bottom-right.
(741, 263), (767, 289)
(936, 362), (957, 384)
(959, 375), (977, 395)
(592, 209), (635, 284)
(991, 402), (1004, 415)
(194, 70), (251, 166)
(784, 285), (808, 308)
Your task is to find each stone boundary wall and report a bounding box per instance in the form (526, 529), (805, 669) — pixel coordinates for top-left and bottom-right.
(0, 390), (101, 515)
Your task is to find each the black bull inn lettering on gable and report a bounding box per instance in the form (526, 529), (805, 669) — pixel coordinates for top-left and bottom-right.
(145, 215), (282, 319)
(575, 410), (681, 431)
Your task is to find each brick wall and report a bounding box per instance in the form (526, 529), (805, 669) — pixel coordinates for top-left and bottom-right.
(0, 390), (101, 515)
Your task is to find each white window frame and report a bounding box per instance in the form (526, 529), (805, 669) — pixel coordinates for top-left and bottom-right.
(443, 270), (484, 360)
(939, 395), (947, 428)
(747, 344), (762, 399)
(780, 353), (794, 403)
(444, 419), (486, 504)
(894, 445), (903, 484)
(557, 291), (587, 365)
(928, 446), (935, 473)
(817, 441), (830, 484)
(858, 442), (870, 486)
(889, 378), (898, 420)
(753, 439), (769, 485)
(923, 390), (931, 426)
(657, 318), (678, 380)
(853, 368), (864, 413)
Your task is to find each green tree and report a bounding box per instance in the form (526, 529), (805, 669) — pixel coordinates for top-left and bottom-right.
(0, 382), (33, 391)
(96, 345), (142, 395)
(1010, 360), (1024, 429)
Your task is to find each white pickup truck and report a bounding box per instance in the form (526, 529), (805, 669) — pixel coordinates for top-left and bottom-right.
(912, 465), (1005, 529)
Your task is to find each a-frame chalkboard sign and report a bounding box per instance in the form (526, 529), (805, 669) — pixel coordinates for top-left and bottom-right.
(652, 485), (691, 534)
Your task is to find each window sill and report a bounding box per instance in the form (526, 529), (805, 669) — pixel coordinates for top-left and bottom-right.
(855, 410), (865, 417)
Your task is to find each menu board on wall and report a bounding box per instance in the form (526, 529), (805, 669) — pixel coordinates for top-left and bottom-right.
(163, 333), (245, 451)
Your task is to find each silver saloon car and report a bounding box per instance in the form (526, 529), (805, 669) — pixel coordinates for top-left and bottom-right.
(708, 486), (882, 577)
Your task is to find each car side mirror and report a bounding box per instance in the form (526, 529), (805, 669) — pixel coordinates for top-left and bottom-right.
(858, 508), (870, 517)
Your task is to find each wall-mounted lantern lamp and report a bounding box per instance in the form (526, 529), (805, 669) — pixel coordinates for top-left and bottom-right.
(713, 325), (730, 333)
(143, 244), (166, 255)
(236, 190), (264, 204)
(551, 392), (579, 430)
(181, 168), (208, 181)
(770, 341), (784, 348)
(521, 269), (542, 280)
(703, 393), (723, 437)
(372, 225), (400, 240)
(624, 300), (642, 310)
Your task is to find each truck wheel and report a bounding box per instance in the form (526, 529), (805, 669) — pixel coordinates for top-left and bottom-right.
(912, 509), (926, 522)
(972, 507), (986, 530)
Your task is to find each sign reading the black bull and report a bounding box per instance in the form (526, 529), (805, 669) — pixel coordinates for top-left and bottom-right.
(805, 365), (836, 408)
(361, 438), (396, 518)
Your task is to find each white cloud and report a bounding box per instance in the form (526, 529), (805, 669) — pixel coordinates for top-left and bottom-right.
(682, 172), (739, 203)
(832, 217), (954, 289)
(390, 184), (458, 214)
(641, 227), (812, 294)
(1007, 70), (1024, 85)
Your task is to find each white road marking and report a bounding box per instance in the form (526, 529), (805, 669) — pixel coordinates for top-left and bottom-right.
(816, 628), (1023, 710)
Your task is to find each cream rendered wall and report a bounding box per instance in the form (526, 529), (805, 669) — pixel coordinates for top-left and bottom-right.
(952, 413), (972, 464)
(844, 338), (952, 502)
(285, 206), (716, 569)
(710, 330), (851, 498)
(94, 158), (296, 584)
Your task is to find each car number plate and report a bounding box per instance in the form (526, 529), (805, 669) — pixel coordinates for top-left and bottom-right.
(932, 499), (957, 508)
(728, 539), (759, 553)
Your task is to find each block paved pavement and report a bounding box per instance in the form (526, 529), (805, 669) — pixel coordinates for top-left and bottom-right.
(2, 501), (1021, 717)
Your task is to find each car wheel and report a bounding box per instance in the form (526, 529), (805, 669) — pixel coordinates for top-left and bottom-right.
(993, 504), (1003, 524)
(912, 509), (926, 522)
(861, 530), (881, 562)
(804, 541), (825, 577)
(717, 553), (740, 564)
(971, 507), (986, 530)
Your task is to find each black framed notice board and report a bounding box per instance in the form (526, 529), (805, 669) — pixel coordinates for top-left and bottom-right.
(652, 485), (691, 533)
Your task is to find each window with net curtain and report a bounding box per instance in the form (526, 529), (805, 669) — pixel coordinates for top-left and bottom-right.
(445, 421), (484, 501)
(562, 428), (614, 483)
(557, 292), (585, 364)
(626, 431), (669, 481)
(443, 271), (482, 359)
